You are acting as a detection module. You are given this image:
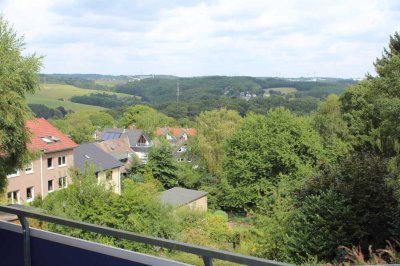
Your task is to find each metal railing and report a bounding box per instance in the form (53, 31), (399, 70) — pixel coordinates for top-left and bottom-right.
(0, 205), (291, 266)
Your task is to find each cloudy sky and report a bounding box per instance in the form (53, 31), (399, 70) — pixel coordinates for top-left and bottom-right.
(0, 0), (399, 78)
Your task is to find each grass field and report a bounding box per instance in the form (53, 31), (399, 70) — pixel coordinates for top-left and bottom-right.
(26, 83), (136, 111)
(27, 94), (106, 111)
(264, 87), (298, 96)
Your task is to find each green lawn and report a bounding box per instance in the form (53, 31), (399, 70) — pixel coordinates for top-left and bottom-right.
(26, 83), (137, 111)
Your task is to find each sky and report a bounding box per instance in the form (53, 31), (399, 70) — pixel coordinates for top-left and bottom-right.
(0, 0), (399, 78)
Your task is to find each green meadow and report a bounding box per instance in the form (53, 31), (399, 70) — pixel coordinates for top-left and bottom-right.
(26, 83), (134, 111)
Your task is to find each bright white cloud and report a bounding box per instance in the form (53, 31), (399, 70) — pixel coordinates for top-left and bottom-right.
(0, 0), (398, 77)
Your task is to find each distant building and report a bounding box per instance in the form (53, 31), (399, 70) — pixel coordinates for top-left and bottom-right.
(96, 128), (152, 164)
(74, 143), (123, 194)
(94, 137), (134, 173)
(5, 118), (78, 204)
(155, 127), (196, 144)
(155, 127), (196, 162)
(160, 187), (208, 211)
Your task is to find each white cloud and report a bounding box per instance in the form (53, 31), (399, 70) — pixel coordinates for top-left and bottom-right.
(0, 0), (399, 77)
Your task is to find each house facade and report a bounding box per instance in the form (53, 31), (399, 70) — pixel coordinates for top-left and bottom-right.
(6, 118), (77, 204)
(74, 143), (123, 194)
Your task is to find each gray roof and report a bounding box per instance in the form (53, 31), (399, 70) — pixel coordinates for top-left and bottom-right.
(160, 187), (208, 207)
(99, 128), (151, 148)
(74, 143), (123, 173)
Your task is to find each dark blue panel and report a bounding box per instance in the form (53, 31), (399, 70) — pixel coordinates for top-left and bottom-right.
(103, 133), (121, 140)
(0, 228), (148, 266)
(30, 237), (148, 266)
(0, 227), (24, 266)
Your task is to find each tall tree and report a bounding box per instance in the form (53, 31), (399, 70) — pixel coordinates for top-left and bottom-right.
(222, 108), (324, 210)
(313, 94), (351, 160)
(0, 17), (42, 193)
(195, 108), (242, 176)
(147, 140), (178, 189)
(119, 105), (175, 135)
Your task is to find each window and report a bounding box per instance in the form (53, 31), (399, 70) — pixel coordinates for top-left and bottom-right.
(41, 137), (53, 144)
(58, 176), (67, 189)
(177, 146), (187, 153)
(106, 171), (112, 181)
(26, 187), (34, 202)
(7, 191), (19, 204)
(47, 157), (53, 169)
(48, 180), (54, 192)
(7, 170), (20, 178)
(25, 163), (34, 174)
(58, 156), (66, 166)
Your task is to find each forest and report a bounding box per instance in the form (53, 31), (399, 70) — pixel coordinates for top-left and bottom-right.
(28, 32), (400, 265)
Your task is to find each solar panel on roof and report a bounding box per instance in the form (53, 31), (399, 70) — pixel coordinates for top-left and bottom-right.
(103, 132), (121, 140)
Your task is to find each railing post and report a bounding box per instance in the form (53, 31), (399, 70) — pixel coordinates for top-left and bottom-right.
(203, 256), (213, 266)
(18, 215), (31, 266)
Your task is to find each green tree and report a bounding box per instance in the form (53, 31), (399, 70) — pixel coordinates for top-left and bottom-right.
(147, 139), (178, 189)
(341, 31), (400, 169)
(41, 166), (177, 253)
(195, 108), (242, 176)
(119, 105), (175, 135)
(50, 111), (113, 144)
(0, 17), (42, 193)
(222, 108), (324, 210)
(313, 94), (351, 160)
(289, 151), (400, 263)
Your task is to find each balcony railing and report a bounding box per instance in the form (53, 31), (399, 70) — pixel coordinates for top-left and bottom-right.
(0, 205), (292, 266)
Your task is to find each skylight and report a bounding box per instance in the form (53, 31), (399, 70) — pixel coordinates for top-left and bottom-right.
(50, 136), (60, 142)
(41, 137), (53, 144)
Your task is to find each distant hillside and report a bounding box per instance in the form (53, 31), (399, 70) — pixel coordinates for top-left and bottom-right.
(27, 83), (136, 111)
(114, 76), (356, 104)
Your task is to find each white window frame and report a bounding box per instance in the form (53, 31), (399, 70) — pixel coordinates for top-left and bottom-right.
(58, 155), (67, 167)
(7, 170), (20, 178)
(48, 179), (54, 192)
(58, 176), (67, 189)
(7, 190), (20, 204)
(26, 187), (34, 202)
(47, 157), (53, 169)
(25, 163), (34, 174)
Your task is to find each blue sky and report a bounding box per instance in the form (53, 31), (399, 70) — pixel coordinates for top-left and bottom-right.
(1, 0), (399, 78)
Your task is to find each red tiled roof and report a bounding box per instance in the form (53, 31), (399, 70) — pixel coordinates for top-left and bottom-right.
(26, 118), (78, 152)
(186, 128), (197, 137)
(155, 127), (197, 137)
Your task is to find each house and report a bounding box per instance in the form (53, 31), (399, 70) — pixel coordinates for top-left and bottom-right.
(160, 187), (208, 211)
(155, 128), (196, 162)
(74, 143), (123, 194)
(173, 140), (192, 163)
(155, 127), (196, 144)
(97, 128), (152, 164)
(5, 118), (78, 204)
(94, 137), (134, 173)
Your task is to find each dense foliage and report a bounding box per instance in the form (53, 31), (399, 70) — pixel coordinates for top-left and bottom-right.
(70, 92), (140, 108)
(0, 17), (42, 193)
(29, 104), (70, 119)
